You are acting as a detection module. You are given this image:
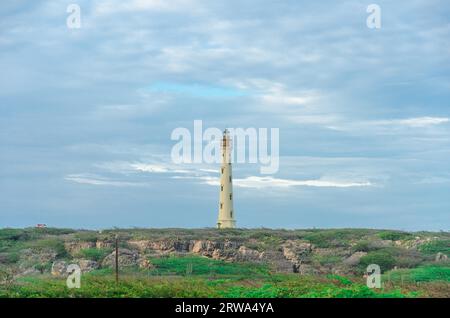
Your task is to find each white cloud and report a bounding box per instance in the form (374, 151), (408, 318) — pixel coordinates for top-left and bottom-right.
(130, 163), (192, 174)
(96, 160), (211, 175)
(229, 79), (320, 107)
(320, 116), (450, 132)
(65, 174), (144, 187)
(182, 175), (372, 189)
(233, 176), (372, 189)
(94, 0), (200, 15)
(130, 163), (170, 173)
(374, 117), (449, 128)
(198, 168), (219, 173)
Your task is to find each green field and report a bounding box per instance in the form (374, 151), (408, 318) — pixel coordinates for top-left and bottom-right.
(0, 228), (449, 298)
(1, 255), (449, 298)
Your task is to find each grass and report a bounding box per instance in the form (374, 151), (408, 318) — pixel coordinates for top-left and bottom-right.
(148, 255), (270, 277)
(76, 248), (112, 262)
(2, 256), (446, 298)
(385, 265), (450, 283)
(0, 271), (422, 298)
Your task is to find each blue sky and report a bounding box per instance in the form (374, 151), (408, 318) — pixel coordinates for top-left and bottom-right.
(0, 0), (449, 230)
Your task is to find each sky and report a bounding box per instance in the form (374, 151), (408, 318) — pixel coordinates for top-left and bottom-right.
(0, 0), (449, 230)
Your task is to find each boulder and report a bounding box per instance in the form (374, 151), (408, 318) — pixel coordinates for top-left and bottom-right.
(77, 259), (99, 272)
(281, 240), (313, 264)
(139, 258), (154, 269)
(64, 242), (95, 256)
(96, 240), (114, 249)
(51, 260), (67, 276)
(102, 248), (139, 268)
(128, 240), (152, 252)
(51, 259), (98, 276)
(343, 252), (367, 266)
(435, 252), (448, 262)
(236, 246), (263, 262)
(18, 248), (57, 273)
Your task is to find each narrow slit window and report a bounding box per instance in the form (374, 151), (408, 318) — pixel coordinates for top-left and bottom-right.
(229, 193), (232, 200)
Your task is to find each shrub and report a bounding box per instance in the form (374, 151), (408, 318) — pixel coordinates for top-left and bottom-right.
(74, 231), (99, 243)
(303, 231), (349, 248)
(352, 240), (371, 252)
(359, 250), (396, 273)
(418, 240), (450, 257)
(26, 239), (68, 258)
(0, 229), (29, 241)
(77, 248), (112, 262)
(312, 255), (342, 266)
(29, 228), (75, 236)
(34, 262), (52, 274)
(378, 231), (413, 241)
(304, 229), (373, 248)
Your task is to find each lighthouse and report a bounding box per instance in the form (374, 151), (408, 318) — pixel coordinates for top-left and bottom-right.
(217, 129), (236, 229)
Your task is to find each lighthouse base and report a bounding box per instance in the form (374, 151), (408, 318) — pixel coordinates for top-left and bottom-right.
(217, 219), (236, 229)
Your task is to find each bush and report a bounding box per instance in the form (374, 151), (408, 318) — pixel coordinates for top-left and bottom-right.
(378, 231), (413, 241)
(0, 229), (30, 241)
(74, 231), (99, 243)
(77, 248), (112, 262)
(303, 231), (349, 248)
(26, 239), (68, 258)
(304, 229), (373, 248)
(312, 255), (342, 266)
(359, 250), (396, 273)
(418, 240), (450, 257)
(352, 240), (371, 252)
(34, 262), (52, 274)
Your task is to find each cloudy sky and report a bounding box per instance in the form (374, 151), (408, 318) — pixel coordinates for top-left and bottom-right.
(1, 0), (449, 230)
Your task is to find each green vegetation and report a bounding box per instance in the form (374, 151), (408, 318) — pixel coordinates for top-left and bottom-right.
(0, 268), (424, 298)
(76, 248), (112, 262)
(0, 228), (449, 298)
(312, 254), (342, 266)
(385, 265), (450, 283)
(358, 247), (425, 273)
(418, 240), (450, 257)
(25, 238), (68, 258)
(303, 229), (374, 248)
(378, 230), (413, 241)
(359, 250), (396, 273)
(148, 255), (269, 277)
(2, 254), (446, 298)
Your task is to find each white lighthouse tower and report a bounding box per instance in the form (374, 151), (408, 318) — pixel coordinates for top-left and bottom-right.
(217, 129), (236, 229)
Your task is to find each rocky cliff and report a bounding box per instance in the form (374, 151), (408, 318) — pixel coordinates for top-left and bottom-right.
(0, 228), (448, 278)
